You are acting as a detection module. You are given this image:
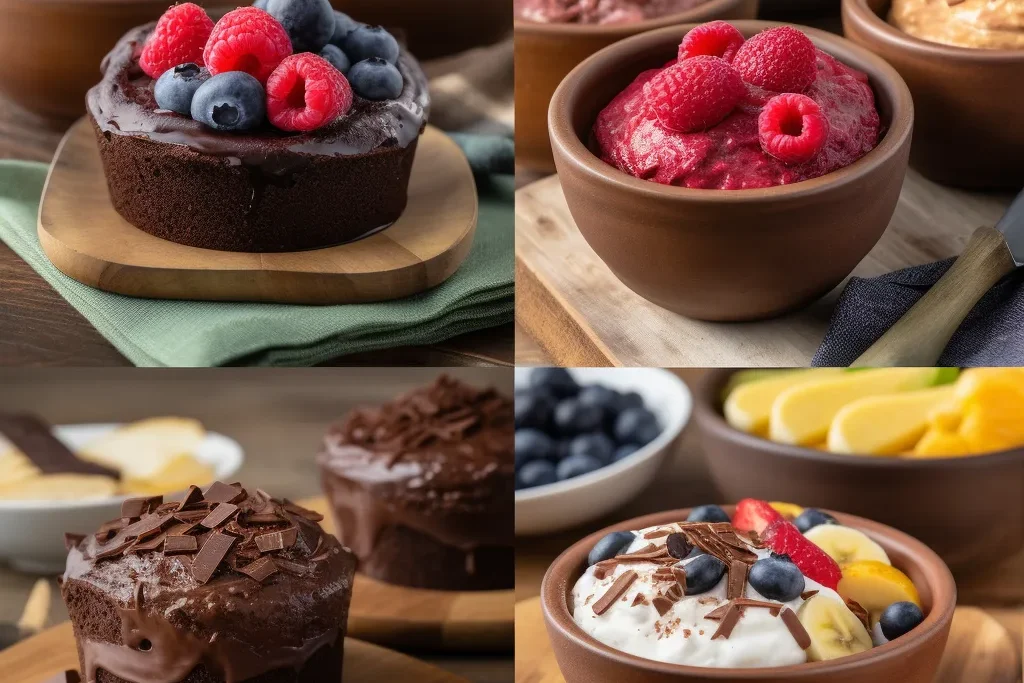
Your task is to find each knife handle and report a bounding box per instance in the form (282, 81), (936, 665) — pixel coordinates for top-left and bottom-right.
(852, 226), (1016, 367)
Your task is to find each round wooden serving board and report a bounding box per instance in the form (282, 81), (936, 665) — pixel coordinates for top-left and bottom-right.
(514, 597), (1022, 683)
(300, 497), (513, 653)
(38, 118), (478, 305)
(1, 622), (467, 683)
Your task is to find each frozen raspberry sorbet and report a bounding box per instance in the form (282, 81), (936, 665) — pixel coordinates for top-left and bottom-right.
(593, 25), (882, 190)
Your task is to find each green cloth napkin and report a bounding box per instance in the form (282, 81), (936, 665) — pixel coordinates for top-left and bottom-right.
(0, 158), (513, 367)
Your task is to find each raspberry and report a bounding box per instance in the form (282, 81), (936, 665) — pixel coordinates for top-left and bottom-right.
(645, 56), (745, 134)
(678, 21), (745, 63)
(761, 519), (842, 590)
(266, 53), (353, 132)
(733, 26), (817, 93)
(203, 7), (292, 84)
(139, 3), (214, 79)
(758, 93), (829, 164)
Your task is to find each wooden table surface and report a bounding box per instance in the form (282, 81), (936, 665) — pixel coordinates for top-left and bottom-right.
(0, 96), (513, 368)
(0, 367), (514, 683)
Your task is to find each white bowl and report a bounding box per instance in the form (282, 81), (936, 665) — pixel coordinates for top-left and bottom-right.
(514, 368), (691, 536)
(0, 423), (244, 574)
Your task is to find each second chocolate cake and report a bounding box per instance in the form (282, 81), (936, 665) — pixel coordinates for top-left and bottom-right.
(318, 376), (514, 591)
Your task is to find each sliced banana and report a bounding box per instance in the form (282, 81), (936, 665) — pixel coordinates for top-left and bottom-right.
(798, 595), (873, 661)
(804, 525), (890, 566)
(0, 474), (118, 500)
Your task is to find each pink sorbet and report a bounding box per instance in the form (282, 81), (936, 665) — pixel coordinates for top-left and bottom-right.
(515, 0), (711, 24)
(593, 50), (882, 189)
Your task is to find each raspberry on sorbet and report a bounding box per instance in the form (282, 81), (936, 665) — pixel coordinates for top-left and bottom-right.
(678, 21), (745, 63)
(758, 93), (829, 165)
(733, 26), (818, 93)
(646, 56), (746, 134)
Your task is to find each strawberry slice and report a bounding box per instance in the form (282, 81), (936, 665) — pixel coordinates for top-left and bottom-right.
(732, 498), (783, 534)
(760, 519), (842, 590)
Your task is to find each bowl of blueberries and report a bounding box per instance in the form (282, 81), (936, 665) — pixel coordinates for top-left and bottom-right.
(515, 367), (692, 536)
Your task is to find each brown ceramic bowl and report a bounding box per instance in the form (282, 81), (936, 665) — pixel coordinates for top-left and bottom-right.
(333, 0), (512, 60)
(514, 0), (760, 172)
(0, 0), (230, 123)
(548, 22), (913, 322)
(693, 369), (1024, 574)
(842, 0), (1024, 189)
(542, 505), (956, 683)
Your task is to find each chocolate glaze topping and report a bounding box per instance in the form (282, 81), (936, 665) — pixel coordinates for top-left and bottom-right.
(87, 24), (430, 173)
(62, 482), (355, 683)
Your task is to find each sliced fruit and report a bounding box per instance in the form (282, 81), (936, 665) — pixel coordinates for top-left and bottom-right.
(122, 453), (216, 496)
(769, 501), (805, 521)
(0, 474), (117, 500)
(769, 368), (955, 446)
(0, 448), (41, 485)
(837, 561), (920, 621)
(826, 385), (955, 455)
(910, 430), (972, 458)
(798, 595), (873, 661)
(760, 519), (842, 590)
(721, 369), (804, 403)
(724, 369), (841, 436)
(78, 417), (206, 480)
(804, 525), (890, 566)
(732, 498), (783, 534)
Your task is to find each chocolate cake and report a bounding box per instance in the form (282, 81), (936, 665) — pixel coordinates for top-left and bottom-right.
(318, 376), (514, 591)
(87, 23), (430, 253)
(60, 482), (355, 683)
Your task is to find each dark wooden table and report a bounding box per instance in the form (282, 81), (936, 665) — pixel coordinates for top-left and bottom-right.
(0, 367), (513, 682)
(0, 96), (513, 368)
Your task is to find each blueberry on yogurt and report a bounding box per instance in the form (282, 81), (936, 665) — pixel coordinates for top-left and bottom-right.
(588, 531), (636, 565)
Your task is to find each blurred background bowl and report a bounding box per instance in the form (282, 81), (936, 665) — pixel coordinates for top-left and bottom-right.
(693, 369), (1024, 574)
(515, 367), (691, 536)
(0, 423), (243, 573)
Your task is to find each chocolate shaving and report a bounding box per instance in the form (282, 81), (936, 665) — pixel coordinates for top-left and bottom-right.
(651, 595), (674, 616)
(204, 481), (246, 505)
(174, 510), (209, 524)
(0, 413), (119, 479)
(287, 515), (322, 554)
(94, 518), (127, 542)
(134, 582), (144, 610)
(238, 556), (278, 582)
(592, 565), (610, 580)
(123, 513), (173, 540)
(666, 533), (694, 560)
(671, 566), (687, 592)
(255, 527), (298, 553)
(176, 485), (204, 511)
(191, 532), (237, 584)
(120, 497), (150, 519)
(643, 528), (673, 540)
(244, 512), (287, 525)
(166, 521), (201, 537)
(94, 538), (134, 560)
(273, 558), (311, 576)
(727, 560), (749, 600)
(704, 603), (731, 621)
(665, 583), (683, 601)
(845, 598), (870, 630)
(631, 594), (647, 607)
(283, 502), (324, 522)
(592, 570), (637, 616)
(201, 503), (239, 529)
(781, 607), (812, 649)
(131, 533), (166, 552)
(800, 590), (819, 601)
(165, 535), (198, 555)
(711, 604), (741, 639)
(64, 533), (85, 551)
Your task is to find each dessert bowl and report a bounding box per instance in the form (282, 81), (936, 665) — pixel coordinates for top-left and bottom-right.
(549, 21), (913, 322)
(515, 368), (692, 536)
(693, 369), (1024, 573)
(514, 0), (760, 172)
(541, 505), (956, 682)
(0, 423), (243, 573)
(842, 0), (1024, 189)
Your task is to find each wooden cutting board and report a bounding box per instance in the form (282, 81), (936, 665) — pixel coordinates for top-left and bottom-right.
(38, 118), (478, 305)
(300, 497), (514, 652)
(2, 622), (468, 683)
(514, 597), (1022, 683)
(515, 172), (1014, 366)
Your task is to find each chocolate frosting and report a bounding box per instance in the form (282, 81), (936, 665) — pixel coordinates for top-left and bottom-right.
(318, 376), (514, 567)
(62, 483), (355, 683)
(87, 23), (430, 172)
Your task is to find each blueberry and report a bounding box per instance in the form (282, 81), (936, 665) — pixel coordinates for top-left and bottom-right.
(266, 0), (335, 53)
(588, 531), (635, 565)
(154, 63), (210, 116)
(665, 533), (693, 559)
(686, 505), (731, 524)
(748, 555), (805, 602)
(556, 453), (602, 481)
(614, 408), (660, 446)
(515, 429), (553, 467)
(330, 10), (361, 45)
(683, 554), (726, 594)
(554, 439), (572, 461)
(516, 460), (556, 490)
(190, 72), (265, 132)
(515, 391), (554, 431)
(320, 44), (351, 74)
(686, 546), (706, 560)
(529, 368), (579, 399)
(577, 385), (620, 413)
(568, 432), (614, 464)
(794, 509), (838, 534)
(617, 391), (645, 411)
(347, 58), (404, 101)
(879, 601), (924, 640)
(553, 399), (603, 436)
(342, 24), (400, 65)
(612, 444), (640, 462)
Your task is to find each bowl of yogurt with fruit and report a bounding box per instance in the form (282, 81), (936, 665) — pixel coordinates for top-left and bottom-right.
(541, 501), (955, 681)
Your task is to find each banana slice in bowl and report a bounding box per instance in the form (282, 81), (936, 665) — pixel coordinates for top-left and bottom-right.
(798, 594), (874, 661)
(804, 524), (891, 566)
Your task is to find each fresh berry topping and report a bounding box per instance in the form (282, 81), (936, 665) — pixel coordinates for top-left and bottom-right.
(749, 555), (805, 602)
(531, 367), (579, 398)
(154, 62), (210, 115)
(588, 531), (636, 566)
(553, 399), (603, 436)
(266, 0), (335, 54)
(556, 453), (603, 480)
(320, 44), (351, 74)
(516, 460), (556, 489)
(330, 10), (362, 45)
(760, 519), (842, 590)
(342, 25), (400, 65)
(794, 508), (838, 533)
(190, 71), (266, 131)
(614, 407), (660, 446)
(139, 3), (214, 79)
(678, 21), (745, 63)
(645, 56), (745, 134)
(569, 432), (615, 464)
(686, 505), (731, 524)
(733, 26), (817, 93)
(684, 554), (727, 594)
(879, 601), (924, 640)
(732, 498), (784, 534)
(203, 7), (292, 84)
(266, 53), (353, 132)
(515, 428), (554, 467)
(758, 93), (829, 164)
(347, 58), (404, 100)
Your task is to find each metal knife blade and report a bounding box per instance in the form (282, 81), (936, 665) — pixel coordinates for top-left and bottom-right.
(995, 186), (1024, 266)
